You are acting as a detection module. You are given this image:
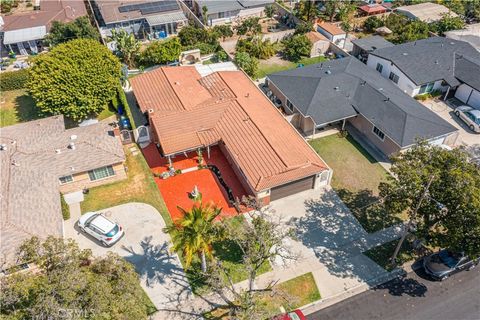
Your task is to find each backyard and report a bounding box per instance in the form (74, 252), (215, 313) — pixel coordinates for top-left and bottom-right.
(310, 134), (406, 232)
(257, 55), (329, 79)
(0, 89), (39, 127)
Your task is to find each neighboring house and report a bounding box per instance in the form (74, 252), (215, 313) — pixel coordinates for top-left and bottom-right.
(266, 57), (458, 156)
(92, 0), (188, 39)
(316, 21), (346, 46)
(445, 23), (480, 52)
(351, 35), (393, 63)
(358, 4), (387, 16)
(305, 31), (330, 57)
(130, 66), (331, 205)
(395, 2), (457, 23)
(0, 116), (126, 267)
(0, 0), (87, 55)
(367, 37), (480, 101)
(192, 0), (274, 26)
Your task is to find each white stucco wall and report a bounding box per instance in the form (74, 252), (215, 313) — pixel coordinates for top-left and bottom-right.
(366, 55), (448, 97)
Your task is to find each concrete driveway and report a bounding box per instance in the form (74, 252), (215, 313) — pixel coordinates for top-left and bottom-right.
(64, 202), (192, 311)
(267, 188), (402, 301)
(420, 99), (479, 146)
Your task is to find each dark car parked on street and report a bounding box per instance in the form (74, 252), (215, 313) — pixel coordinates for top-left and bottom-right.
(423, 249), (479, 281)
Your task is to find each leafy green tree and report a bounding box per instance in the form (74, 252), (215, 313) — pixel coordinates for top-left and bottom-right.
(235, 17), (262, 38)
(324, 1), (339, 22)
(363, 16), (385, 33)
(1, 237), (150, 319)
(380, 142), (480, 258)
(213, 50), (228, 62)
(265, 4), (275, 19)
(282, 34), (312, 61)
(28, 39), (121, 121)
(236, 36), (276, 59)
(140, 37), (182, 67)
(202, 5), (209, 25)
(45, 16), (99, 47)
(178, 25), (219, 53)
(212, 24), (234, 41)
(294, 22), (313, 35)
(235, 51), (259, 78)
(163, 202), (222, 272)
(109, 29), (141, 68)
(431, 13), (465, 35)
(297, 0), (319, 22)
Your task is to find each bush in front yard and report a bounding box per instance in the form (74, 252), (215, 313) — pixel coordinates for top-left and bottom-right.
(60, 193), (70, 220)
(0, 69), (29, 91)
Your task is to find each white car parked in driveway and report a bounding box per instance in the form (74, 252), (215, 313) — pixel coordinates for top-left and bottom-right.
(78, 212), (124, 247)
(455, 106), (480, 133)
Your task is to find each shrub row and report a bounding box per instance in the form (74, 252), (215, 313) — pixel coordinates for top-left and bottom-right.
(0, 69), (29, 91)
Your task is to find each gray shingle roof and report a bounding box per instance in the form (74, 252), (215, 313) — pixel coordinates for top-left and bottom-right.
(351, 35), (394, 52)
(0, 116), (125, 266)
(454, 54), (480, 92)
(267, 57), (457, 147)
(370, 37), (480, 86)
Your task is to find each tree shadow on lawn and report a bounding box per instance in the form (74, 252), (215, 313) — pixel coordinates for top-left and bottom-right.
(336, 188), (403, 233)
(15, 93), (41, 123)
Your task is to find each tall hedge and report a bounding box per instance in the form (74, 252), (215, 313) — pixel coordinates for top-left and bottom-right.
(0, 69), (29, 91)
(28, 39), (121, 121)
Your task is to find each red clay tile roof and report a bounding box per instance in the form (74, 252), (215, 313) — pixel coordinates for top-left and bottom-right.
(306, 31), (328, 43)
(130, 67), (329, 192)
(1, 0), (87, 32)
(358, 4), (387, 14)
(317, 21), (345, 36)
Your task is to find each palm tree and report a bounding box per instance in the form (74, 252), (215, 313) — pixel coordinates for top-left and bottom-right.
(108, 29), (141, 68)
(164, 202), (222, 272)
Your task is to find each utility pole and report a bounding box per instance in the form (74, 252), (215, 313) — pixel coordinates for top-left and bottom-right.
(390, 175), (435, 266)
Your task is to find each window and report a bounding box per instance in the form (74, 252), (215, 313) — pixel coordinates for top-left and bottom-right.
(419, 82), (435, 94)
(88, 166), (115, 181)
(59, 175), (73, 184)
(372, 126), (385, 140)
(376, 63), (383, 73)
(286, 99), (294, 112)
(389, 72), (399, 84)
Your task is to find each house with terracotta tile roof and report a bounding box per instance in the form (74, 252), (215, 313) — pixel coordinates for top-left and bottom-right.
(0, 0), (87, 55)
(316, 21), (346, 46)
(130, 66), (332, 204)
(0, 116), (126, 267)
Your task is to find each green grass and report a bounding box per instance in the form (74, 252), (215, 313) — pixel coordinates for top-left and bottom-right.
(204, 272), (320, 319)
(0, 89), (40, 127)
(257, 56), (329, 79)
(187, 216), (272, 294)
(364, 238), (417, 271)
(310, 134), (406, 232)
(97, 104), (117, 121)
(80, 144), (172, 227)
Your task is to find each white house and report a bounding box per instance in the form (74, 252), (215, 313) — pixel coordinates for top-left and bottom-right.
(316, 21), (346, 46)
(367, 37), (480, 104)
(453, 55), (480, 109)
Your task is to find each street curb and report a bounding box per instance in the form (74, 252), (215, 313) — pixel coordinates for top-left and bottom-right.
(301, 268), (406, 315)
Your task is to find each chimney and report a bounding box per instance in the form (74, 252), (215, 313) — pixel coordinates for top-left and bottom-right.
(34, 0), (41, 10)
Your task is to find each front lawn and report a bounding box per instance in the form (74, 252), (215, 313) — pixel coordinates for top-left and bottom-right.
(364, 238), (417, 271)
(310, 134), (406, 232)
(257, 56), (329, 79)
(187, 216), (272, 294)
(204, 272), (321, 319)
(0, 89), (39, 127)
(80, 144), (172, 226)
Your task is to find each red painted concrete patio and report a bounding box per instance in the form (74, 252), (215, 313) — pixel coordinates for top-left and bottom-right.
(142, 144), (249, 222)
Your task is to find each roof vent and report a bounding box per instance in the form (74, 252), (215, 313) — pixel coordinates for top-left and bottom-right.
(318, 63), (323, 69)
(402, 52), (408, 56)
(434, 60), (439, 64)
(68, 142), (76, 150)
(11, 160), (19, 167)
(450, 42), (455, 45)
(70, 166), (75, 171)
(70, 135), (77, 141)
(378, 87), (383, 91)
(175, 81), (180, 85)
(0, 144), (7, 151)
(245, 93), (250, 98)
(55, 149), (62, 154)
(148, 109), (154, 114)
(325, 70), (331, 75)
(334, 86), (339, 91)
(384, 97), (390, 102)
(361, 80), (367, 86)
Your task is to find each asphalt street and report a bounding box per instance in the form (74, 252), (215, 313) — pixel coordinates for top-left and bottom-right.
(307, 265), (480, 320)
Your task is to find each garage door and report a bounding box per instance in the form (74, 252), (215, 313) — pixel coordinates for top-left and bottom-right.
(270, 176), (315, 201)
